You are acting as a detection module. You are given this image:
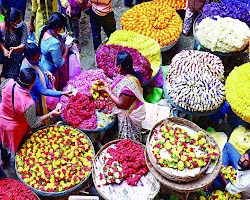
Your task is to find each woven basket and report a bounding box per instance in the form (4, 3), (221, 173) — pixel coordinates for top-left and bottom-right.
(15, 124), (95, 197)
(92, 139), (160, 200)
(146, 117), (220, 183)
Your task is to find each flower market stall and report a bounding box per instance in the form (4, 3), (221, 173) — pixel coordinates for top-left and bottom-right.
(92, 139), (160, 199)
(96, 30), (162, 86)
(193, 3), (250, 56)
(163, 50), (226, 118)
(225, 62), (250, 123)
(145, 117), (222, 200)
(60, 69), (117, 137)
(15, 125), (95, 197)
(120, 1), (183, 52)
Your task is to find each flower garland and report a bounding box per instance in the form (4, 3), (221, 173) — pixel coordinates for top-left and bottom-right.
(107, 30), (161, 76)
(154, 0), (186, 10)
(225, 63), (250, 123)
(96, 44), (152, 84)
(208, 190), (241, 200)
(151, 124), (219, 170)
(16, 126), (94, 193)
(198, 3), (250, 27)
(63, 93), (97, 129)
(196, 16), (250, 53)
(167, 50), (224, 82)
(167, 73), (225, 112)
(220, 165), (237, 184)
(99, 139), (148, 186)
(0, 179), (38, 200)
(120, 1), (183, 47)
(60, 70), (114, 129)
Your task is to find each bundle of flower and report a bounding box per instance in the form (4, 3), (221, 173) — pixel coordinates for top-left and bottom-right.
(198, 3), (250, 27)
(107, 30), (161, 76)
(167, 50), (224, 82)
(154, 0), (186, 10)
(220, 165), (237, 184)
(221, 0), (250, 11)
(225, 63), (250, 123)
(120, 1), (183, 47)
(16, 125), (94, 193)
(63, 93), (97, 129)
(0, 179), (38, 200)
(196, 16), (250, 52)
(96, 44), (152, 84)
(91, 79), (108, 99)
(208, 190), (241, 200)
(99, 139), (148, 186)
(151, 124), (219, 170)
(167, 73), (225, 112)
(60, 70), (114, 129)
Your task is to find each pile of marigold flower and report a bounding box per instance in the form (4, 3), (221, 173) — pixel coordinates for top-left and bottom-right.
(0, 179), (38, 200)
(225, 63), (250, 123)
(154, 0), (186, 10)
(120, 1), (183, 47)
(16, 125), (94, 193)
(107, 30), (161, 76)
(99, 139), (148, 186)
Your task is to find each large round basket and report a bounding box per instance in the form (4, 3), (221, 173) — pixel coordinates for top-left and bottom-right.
(146, 117), (220, 183)
(95, 39), (162, 87)
(15, 124), (95, 197)
(160, 37), (180, 52)
(193, 15), (249, 57)
(92, 139), (160, 200)
(145, 148), (222, 193)
(163, 79), (225, 117)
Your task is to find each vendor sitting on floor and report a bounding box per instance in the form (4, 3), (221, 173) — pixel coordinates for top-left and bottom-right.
(213, 143), (250, 199)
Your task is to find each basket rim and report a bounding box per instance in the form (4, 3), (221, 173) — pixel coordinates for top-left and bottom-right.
(92, 139), (160, 200)
(146, 117), (220, 182)
(15, 124), (95, 197)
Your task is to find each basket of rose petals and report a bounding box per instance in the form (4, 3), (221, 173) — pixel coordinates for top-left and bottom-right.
(15, 125), (95, 197)
(92, 139), (160, 199)
(146, 117), (220, 182)
(0, 178), (40, 200)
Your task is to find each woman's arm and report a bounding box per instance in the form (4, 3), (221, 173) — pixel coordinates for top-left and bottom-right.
(0, 79), (10, 97)
(0, 42), (10, 57)
(50, 41), (65, 68)
(24, 104), (61, 128)
(10, 23), (28, 54)
(101, 87), (135, 109)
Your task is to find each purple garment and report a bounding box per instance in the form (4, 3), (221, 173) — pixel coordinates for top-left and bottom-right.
(111, 76), (144, 110)
(62, 0), (81, 15)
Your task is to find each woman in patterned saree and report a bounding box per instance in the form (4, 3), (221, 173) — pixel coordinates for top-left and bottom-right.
(100, 51), (146, 141)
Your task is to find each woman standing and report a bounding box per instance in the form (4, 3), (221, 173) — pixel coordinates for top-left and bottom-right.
(39, 13), (71, 90)
(30, 0), (72, 41)
(0, 68), (61, 168)
(100, 51), (146, 141)
(0, 8), (28, 79)
(20, 43), (72, 116)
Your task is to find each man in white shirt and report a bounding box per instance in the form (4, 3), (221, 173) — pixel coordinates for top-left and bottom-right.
(213, 143), (250, 199)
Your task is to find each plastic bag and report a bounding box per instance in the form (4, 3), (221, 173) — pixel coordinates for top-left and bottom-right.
(27, 32), (38, 44)
(229, 125), (250, 155)
(69, 44), (81, 79)
(144, 87), (163, 103)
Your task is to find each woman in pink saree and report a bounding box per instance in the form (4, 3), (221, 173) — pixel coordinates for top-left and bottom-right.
(0, 68), (61, 168)
(100, 51), (146, 141)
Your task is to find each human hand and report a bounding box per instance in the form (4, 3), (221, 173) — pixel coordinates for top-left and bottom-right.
(30, 22), (35, 33)
(9, 47), (18, 54)
(3, 49), (10, 58)
(50, 108), (61, 116)
(62, 90), (73, 97)
(66, 4), (72, 17)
